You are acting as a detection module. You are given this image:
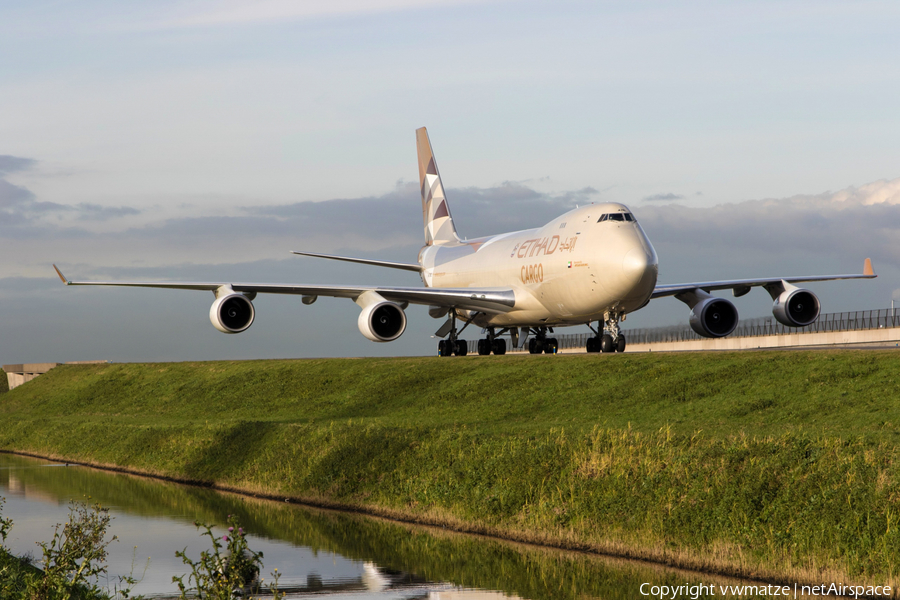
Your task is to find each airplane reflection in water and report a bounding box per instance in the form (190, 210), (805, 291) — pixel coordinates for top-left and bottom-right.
(0, 454), (520, 599)
(0, 454), (837, 600)
(277, 564), (525, 598)
(54, 128), (875, 356)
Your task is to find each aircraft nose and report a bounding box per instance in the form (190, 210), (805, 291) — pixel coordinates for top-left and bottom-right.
(622, 245), (658, 291)
(622, 246), (649, 279)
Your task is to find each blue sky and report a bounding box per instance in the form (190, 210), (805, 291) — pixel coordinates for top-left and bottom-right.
(2, 0), (900, 363)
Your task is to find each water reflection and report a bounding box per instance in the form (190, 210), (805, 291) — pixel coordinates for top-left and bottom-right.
(0, 453), (824, 599)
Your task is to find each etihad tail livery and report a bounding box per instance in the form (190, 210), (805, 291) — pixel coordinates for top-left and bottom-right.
(54, 128), (876, 356)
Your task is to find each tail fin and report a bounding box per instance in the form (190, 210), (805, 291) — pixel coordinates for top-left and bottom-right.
(416, 127), (461, 246)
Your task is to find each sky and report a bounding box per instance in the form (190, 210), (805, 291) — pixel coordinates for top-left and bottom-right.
(2, 0), (900, 364)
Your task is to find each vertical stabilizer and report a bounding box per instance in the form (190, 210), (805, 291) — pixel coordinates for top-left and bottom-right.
(417, 127), (461, 246)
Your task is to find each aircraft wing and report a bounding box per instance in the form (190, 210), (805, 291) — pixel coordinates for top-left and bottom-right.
(53, 266), (516, 314)
(651, 258), (876, 299)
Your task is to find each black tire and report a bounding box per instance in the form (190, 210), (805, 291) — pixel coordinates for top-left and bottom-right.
(601, 334), (615, 353)
(544, 338), (559, 354)
(586, 337), (599, 353)
(616, 335), (626, 353)
(492, 339), (507, 355)
(454, 339), (468, 356)
(438, 340), (451, 357)
(477, 339), (491, 355)
(528, 338), (540, 354)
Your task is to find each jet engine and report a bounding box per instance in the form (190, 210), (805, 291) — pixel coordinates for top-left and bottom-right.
(209, 293), (255, 333)
(688, 296), (739, 338)
(358, 300), (407, 342)
(772, 287), (820, 327)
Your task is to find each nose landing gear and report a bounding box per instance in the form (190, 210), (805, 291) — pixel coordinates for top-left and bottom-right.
(586, 312), (626, 353)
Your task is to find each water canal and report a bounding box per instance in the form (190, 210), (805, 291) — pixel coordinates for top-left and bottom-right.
(0, 453), (831, 599)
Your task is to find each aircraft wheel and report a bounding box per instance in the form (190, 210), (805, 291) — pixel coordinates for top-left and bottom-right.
(616, 335), (626, 353)
(586, 337), (600, 353)
(477, 339), (491, 355)
(528, 338), (541, 354)
(492, 339), (507, 355)
(544, 338), (559, 354)
(454, 339), (468, 356)
(601, 334), (615, 353)
(438, 340), (452, 357)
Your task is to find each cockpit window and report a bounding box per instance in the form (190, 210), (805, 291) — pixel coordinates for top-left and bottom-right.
(598, 213), (635, 222)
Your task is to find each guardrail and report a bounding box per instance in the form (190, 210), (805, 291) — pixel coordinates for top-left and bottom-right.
(626, 308), (900, 345)
(469, 308), (900, 353)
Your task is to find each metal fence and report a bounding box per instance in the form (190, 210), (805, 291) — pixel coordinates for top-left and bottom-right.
(482, 307), (900, 353)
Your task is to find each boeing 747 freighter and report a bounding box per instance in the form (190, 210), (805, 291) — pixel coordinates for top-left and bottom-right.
(54, 128), (876, 356)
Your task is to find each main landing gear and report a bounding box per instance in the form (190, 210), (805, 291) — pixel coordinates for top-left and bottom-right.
(437, 311), (468, 356)
(477, 327), (507, 355)
(437, 310), (476, 357)
(437, 338), (467, 357)
(438, 315), (510, 357)
(586, 312), (626, 353)
(526, 327), (559, 354)
(434, 317), (565, 358)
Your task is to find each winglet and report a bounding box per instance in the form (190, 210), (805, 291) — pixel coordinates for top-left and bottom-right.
(864, 258), (875, 277)
(53, 264), (70, 284)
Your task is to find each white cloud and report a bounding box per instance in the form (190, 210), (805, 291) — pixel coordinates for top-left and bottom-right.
(749, 177), (900, 208)
(3, 173), (899, 361)
(156, 0), (499, 29)
(643, 192), (684, 202)
(825, 178), (900, 206)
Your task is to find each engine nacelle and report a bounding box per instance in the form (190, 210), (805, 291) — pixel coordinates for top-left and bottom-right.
(773, 288), (820, 327)
(358, 300), (407, 342)
(209, 293), (255, 333)
(689, 296), (739, 338)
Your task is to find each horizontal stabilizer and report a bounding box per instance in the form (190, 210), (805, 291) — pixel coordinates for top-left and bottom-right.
(291, 251), (422, 273)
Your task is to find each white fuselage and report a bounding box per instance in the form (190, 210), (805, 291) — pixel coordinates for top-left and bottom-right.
(418, 203), (659, 327)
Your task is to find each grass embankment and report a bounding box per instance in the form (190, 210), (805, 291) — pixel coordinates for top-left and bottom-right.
(1, 352), (899, 591)
(2, 452), (719, 600)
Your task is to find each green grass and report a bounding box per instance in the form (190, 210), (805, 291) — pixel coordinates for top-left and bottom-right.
(0, 549), (108, 600)
(1, 351), (899, 589)
(0, 550), (39, 599)
(0, 452), (733, 600)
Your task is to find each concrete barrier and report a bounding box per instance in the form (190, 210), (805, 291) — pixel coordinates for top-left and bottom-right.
(3, 361), (109, 391)
(624, 326), (900, 353)
(544, 327), (900, 354)
(3, 363), (60, 390)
